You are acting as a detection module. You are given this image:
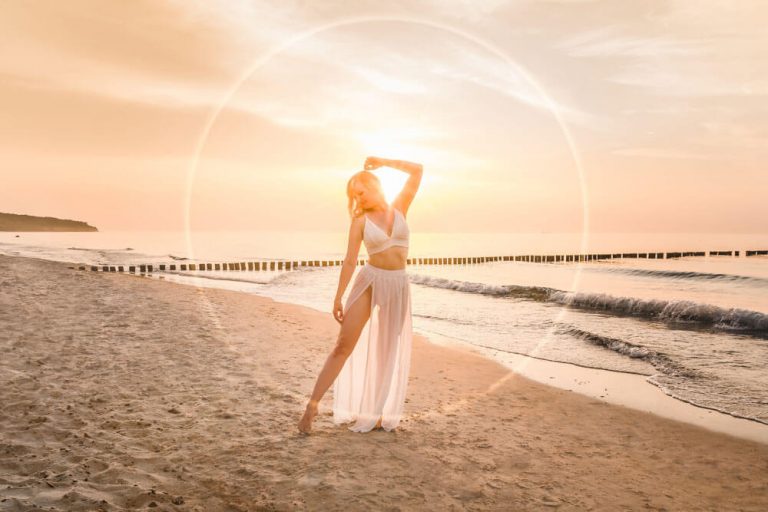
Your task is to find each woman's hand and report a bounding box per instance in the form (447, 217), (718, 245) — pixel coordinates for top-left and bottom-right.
(364, 156), (389, 171)
(333, 297), (344, 324)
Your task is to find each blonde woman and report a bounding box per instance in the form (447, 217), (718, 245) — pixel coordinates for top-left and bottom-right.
(298, 156), (423, 434)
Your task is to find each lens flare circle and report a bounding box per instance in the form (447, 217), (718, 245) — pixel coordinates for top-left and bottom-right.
(183, 16), (590, 396)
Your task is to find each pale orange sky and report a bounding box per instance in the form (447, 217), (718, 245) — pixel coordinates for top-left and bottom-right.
(1, 0), (766, 233)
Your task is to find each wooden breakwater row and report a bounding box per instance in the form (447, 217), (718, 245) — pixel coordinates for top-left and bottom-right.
(79, 249), (768, 273)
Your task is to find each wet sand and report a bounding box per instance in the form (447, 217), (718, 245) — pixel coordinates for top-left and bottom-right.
(1, 254), (767, 511)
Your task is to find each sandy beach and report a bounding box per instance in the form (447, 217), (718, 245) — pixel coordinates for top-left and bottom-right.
(1, 254), (767, 511)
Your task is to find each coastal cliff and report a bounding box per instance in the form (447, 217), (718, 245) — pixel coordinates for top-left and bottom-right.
(0, 212), (98, 232)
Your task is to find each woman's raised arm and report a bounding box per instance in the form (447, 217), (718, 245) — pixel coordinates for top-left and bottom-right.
(364, 156), (423, 216)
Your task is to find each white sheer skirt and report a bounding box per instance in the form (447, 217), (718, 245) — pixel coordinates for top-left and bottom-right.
(332, 263), (413, 433)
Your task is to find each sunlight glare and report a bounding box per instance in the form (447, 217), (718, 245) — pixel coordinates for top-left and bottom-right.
(359, 128), (432, 203)
(375, 171), (409, 204)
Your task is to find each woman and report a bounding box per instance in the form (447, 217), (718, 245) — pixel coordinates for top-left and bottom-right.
(298, 156), (423, 434)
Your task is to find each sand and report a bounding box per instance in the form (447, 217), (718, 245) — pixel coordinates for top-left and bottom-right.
(1, 254), (767, 511)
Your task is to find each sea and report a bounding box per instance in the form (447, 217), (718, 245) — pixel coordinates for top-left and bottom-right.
(2, 230), (767, 426)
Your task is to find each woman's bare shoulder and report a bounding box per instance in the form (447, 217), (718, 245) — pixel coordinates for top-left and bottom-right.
(350, 213), (366, 230)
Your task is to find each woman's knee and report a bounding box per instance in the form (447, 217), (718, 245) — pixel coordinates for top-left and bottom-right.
(332, 335), (356, 358)
(333, 317), (366, 358)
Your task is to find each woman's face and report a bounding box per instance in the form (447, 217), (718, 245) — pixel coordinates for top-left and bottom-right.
(351, 180), (379, 209)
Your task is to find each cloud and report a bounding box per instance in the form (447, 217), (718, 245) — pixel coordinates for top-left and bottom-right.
(0, 2), (252, 109)
(610, 147), (718, 160)
(352, 67), (429, 95)
(0, 0), (594, 142)
(609, 61), (768, 97)
(552, 2), (768, 98)
(557, 32), (705, 58)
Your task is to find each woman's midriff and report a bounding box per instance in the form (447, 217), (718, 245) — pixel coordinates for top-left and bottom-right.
(368, 246), (408, 270)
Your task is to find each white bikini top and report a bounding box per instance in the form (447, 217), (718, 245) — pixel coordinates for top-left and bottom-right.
(363, 207), (410, 255)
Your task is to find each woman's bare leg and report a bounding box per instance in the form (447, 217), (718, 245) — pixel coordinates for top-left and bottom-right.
(298, 285), (373, 433)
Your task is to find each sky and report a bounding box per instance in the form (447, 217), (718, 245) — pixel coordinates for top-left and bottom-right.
(1, 0), (766, 233)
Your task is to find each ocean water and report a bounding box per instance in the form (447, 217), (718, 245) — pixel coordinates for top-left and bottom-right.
(2, 230), (767, 425)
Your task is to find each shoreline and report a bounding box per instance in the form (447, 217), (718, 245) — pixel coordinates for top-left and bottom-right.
(3, 254), (768, 511)
(155, 265), (768, 445)
(421, 331), (768, 445)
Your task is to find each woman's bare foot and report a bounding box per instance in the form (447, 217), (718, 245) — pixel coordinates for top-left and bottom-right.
(375, 416), (382, 429)
(298, 401), (319, 434)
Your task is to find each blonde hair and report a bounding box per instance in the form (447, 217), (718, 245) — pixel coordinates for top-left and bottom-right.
(346, 170), (385, 219)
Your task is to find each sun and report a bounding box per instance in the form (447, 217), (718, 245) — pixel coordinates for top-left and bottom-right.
(358, 129), (424, 204)
(376, 170), (409, 204)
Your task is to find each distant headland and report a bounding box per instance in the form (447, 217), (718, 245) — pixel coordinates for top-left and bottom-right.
(0, 212), (98, 232)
